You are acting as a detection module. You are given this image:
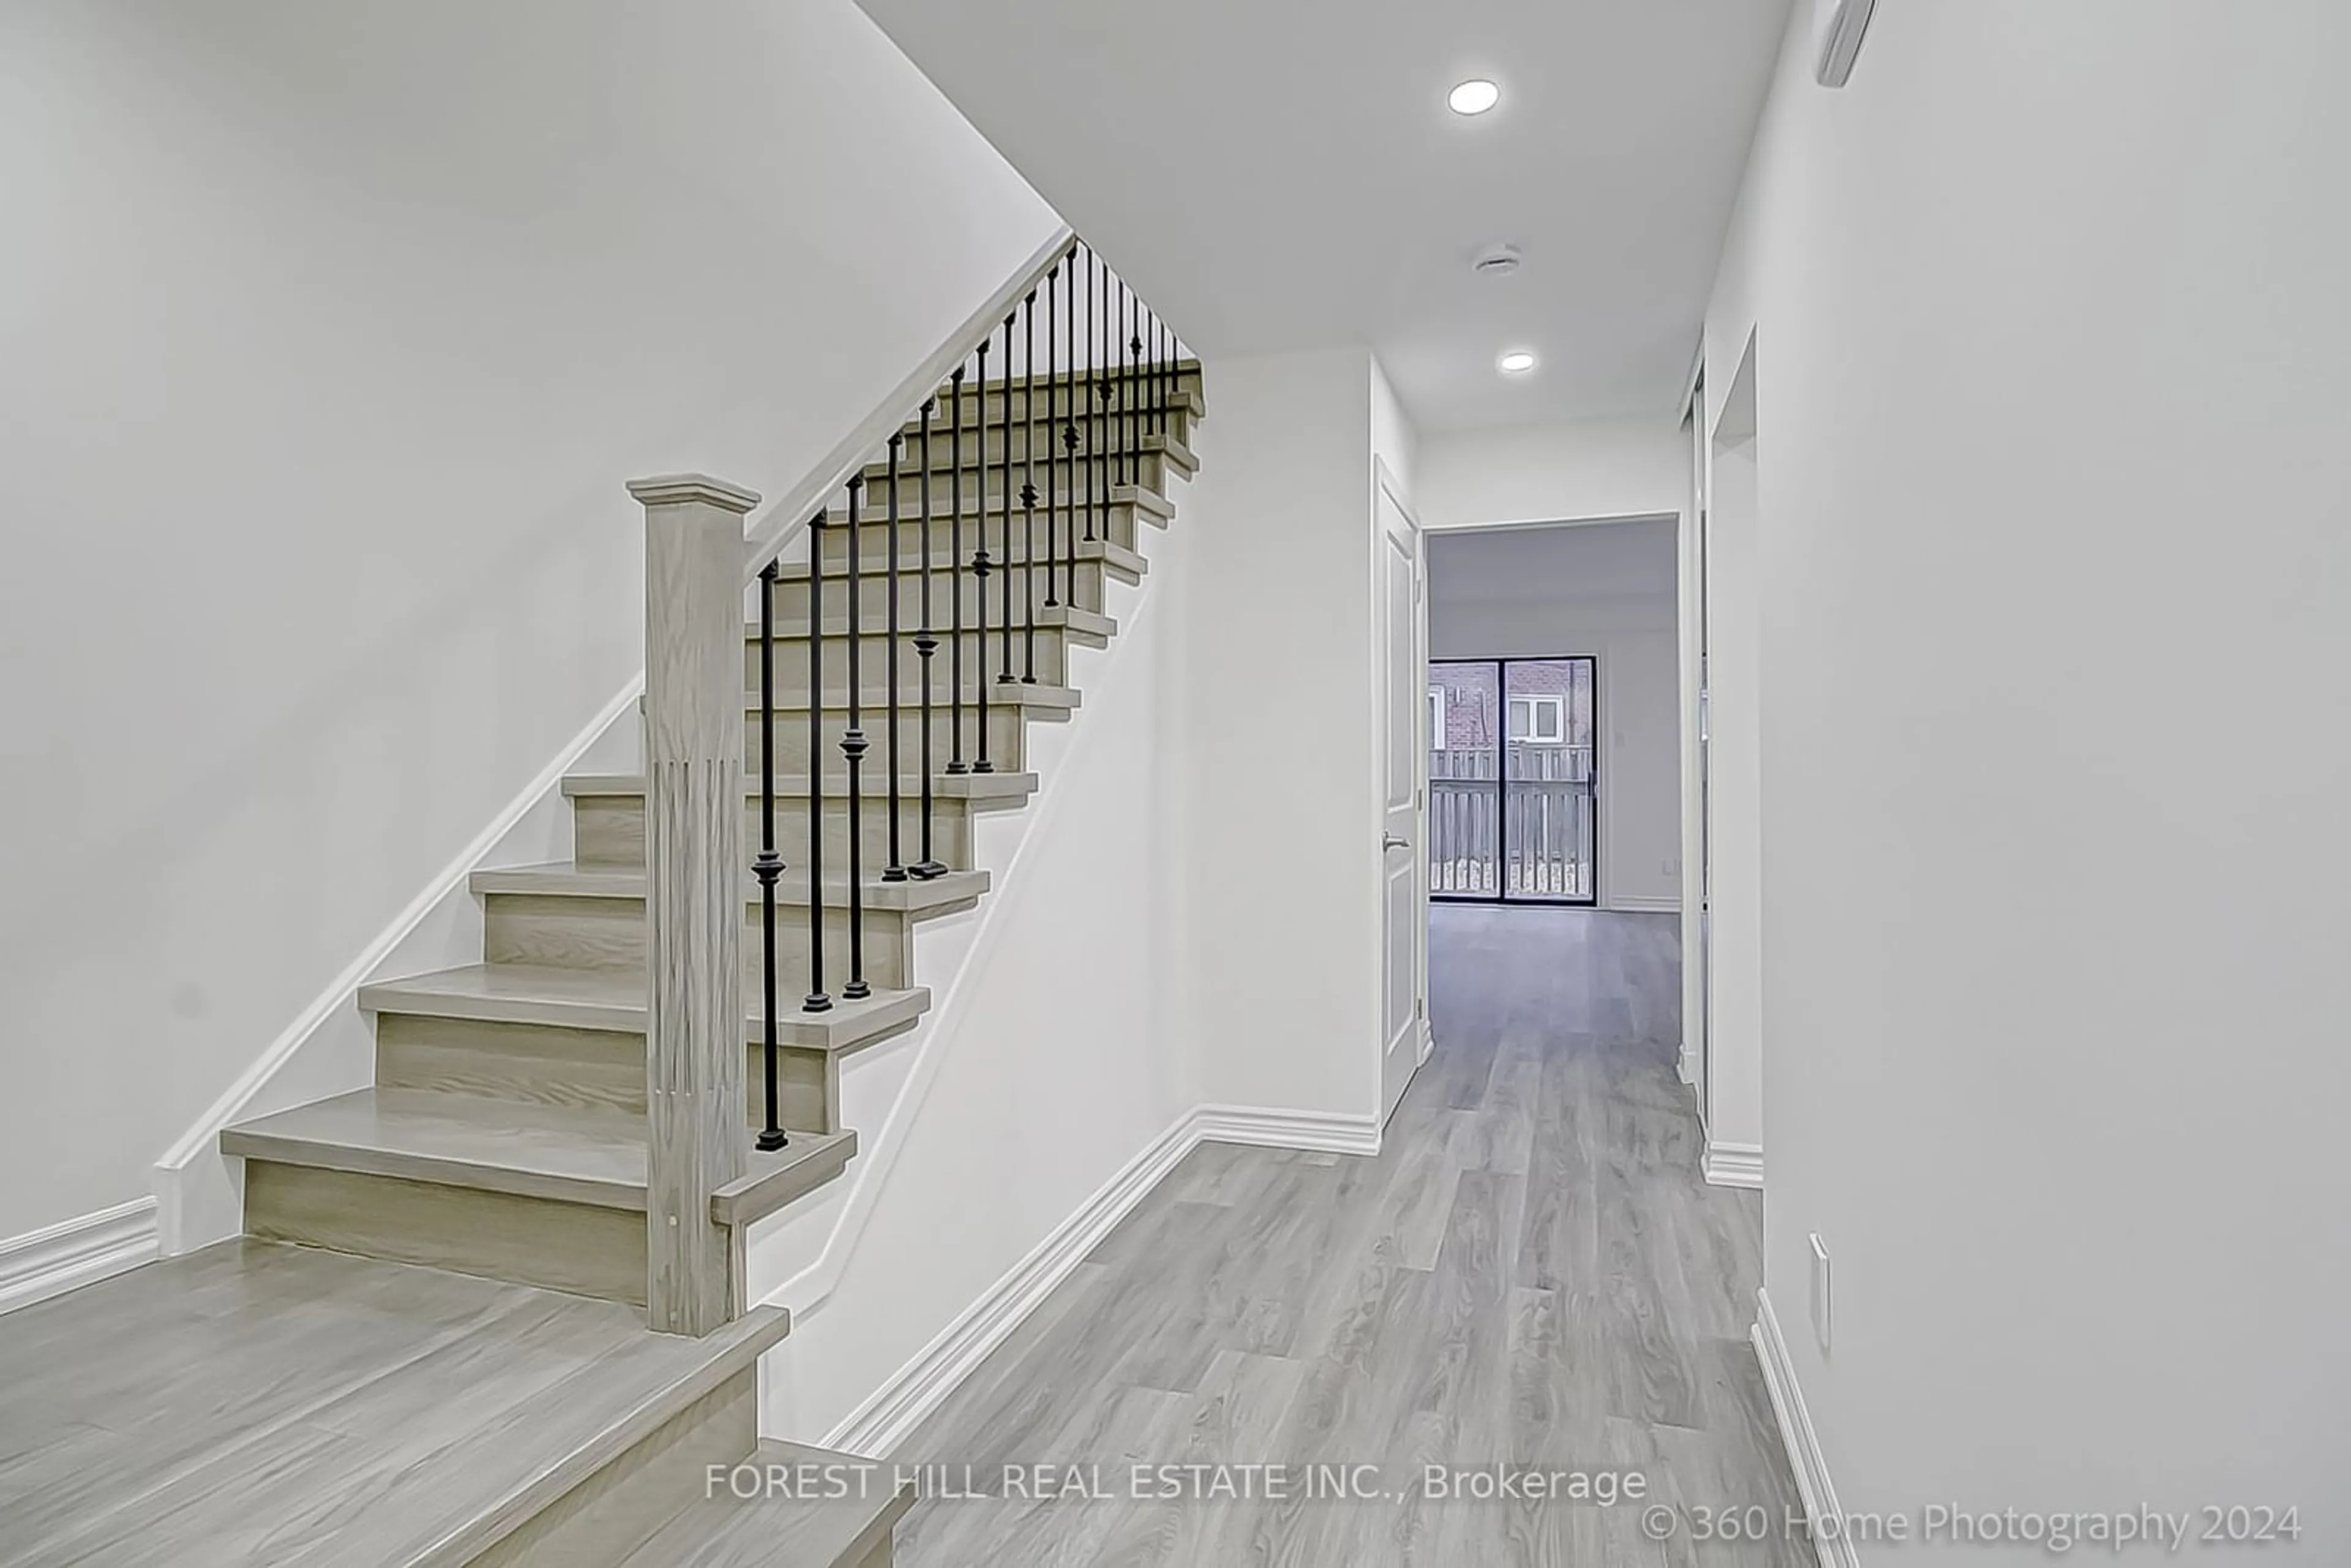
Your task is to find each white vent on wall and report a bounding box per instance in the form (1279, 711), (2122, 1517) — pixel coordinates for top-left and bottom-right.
(1813, 0), (1878, 88)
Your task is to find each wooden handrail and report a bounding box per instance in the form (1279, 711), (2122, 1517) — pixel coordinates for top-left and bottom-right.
(737, 223), (1078, 585)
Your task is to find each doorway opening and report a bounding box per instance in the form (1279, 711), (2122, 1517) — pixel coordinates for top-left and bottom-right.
(1428, 657), (1599, 904)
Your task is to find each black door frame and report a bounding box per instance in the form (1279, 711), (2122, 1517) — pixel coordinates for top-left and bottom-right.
(1428, 656), (1600, 907)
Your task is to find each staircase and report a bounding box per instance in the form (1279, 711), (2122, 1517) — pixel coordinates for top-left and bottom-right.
(172, 234), (1204, 1564)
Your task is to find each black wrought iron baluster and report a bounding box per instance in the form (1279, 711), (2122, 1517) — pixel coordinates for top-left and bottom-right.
(841, 476), (869, 1001)
(1127, 287), (1144, 490)
(913, 397), (945, 878)
(972, 343), (994, 775)
(997, 313), (1016, 688)
(948, 365), (970, 776)
(1043, 268), (1059, 613)
(882, 435), (907, 883)
(1021, 287), (1038, 685)
(754, 562), (787, 1150)
(1061, 250), (1080, 609)
(803, 508), (831, 1015)
(1091, 249), (1106, 544)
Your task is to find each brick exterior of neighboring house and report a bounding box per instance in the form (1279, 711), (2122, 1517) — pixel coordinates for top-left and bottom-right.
(1429, 659), (1592, 751)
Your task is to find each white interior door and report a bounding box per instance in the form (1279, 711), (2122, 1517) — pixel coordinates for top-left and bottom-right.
(1378, 475), (1428, 1124)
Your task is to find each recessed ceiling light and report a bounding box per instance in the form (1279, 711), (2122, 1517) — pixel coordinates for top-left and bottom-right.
(1497, 349), (1538, 375)
(1448, 78), (1501, 116)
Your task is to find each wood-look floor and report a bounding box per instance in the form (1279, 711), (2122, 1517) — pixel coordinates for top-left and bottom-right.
(891, 906), (1802, 1566)
(0, 1239), (785, 1567)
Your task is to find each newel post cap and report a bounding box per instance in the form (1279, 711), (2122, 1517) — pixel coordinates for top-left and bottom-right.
(626, 473), (762, 514)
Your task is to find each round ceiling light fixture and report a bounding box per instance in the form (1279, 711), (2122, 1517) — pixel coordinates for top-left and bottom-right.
(1497, 348), (1539, 375)
(1448, 78), (1501, 116)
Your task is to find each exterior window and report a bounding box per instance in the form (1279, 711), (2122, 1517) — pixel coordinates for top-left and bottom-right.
(1509, 694), (1565, 744)
(1427, 686), (1446, 742)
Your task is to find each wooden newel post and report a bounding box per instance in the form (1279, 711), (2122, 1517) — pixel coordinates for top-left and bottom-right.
(630, 472), (759, 1336)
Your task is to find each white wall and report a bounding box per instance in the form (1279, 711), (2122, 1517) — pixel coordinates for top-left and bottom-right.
(1428, 580), (1682, 914)
(1418, 417), (1685, 532)
(1711, 0), (2351, 1541)
(1179, 348), (1383, 1127)
(0, 0), (1057, 1243)
(757, 476), (1196, 1446)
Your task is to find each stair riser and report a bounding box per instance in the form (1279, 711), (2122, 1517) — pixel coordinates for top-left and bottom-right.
(375, 1013), (849, 1135)
(772, 558), (1121, 621)
(869, 407), (1193, 473)
(915, 372), (1201, 429)
(748, 625), (1086, 692)
(753, 707), (1035, 775)
(484, 892), (935, 994)
(812, 502), (1152, 566)
(473, 1368), (759, 1568)
(243, 1160), (648, 1308)
(574, 793), (984, 876)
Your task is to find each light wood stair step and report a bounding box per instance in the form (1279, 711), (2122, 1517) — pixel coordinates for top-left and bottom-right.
(225, 1088), (855, 1229)
(0, 1239), (791, 1566)
(471, 861), (991, 914)
(362, 962), (932, 1055)
(784, 533), (1148, 581)
(825, 479), (1172, 527)
(619, 1439), (914, 1568)
(906, 364), (1203, 427)
(861, 425), (1198, 484)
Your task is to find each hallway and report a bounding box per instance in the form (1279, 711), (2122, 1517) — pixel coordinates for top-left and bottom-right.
(891, 907), (1799, 1564)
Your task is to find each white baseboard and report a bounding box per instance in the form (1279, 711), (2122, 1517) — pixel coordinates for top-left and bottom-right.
(1194, 1102), (1382, 1157)
(817, 1098), (1378, 1458)
(0, 1198), (159, 1317)
(1753, 1287), (1855, 1568)
(1676, 1038), (1694, 1084)
(1703, 1139), (1764, 1189)
(820, 1108), (1199, 1457)
(150, 680), (644, 1254)
(1608, 894), (1682, 914)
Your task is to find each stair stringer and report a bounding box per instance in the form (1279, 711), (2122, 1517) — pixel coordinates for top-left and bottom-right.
(744, 473), (1195, 1447)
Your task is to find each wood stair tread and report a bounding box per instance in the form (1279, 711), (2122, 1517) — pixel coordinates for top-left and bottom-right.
(223, 1087), (856, 1228)
(563, 770), (1039, 802)
(824, 480), (1173, 522)
(470, 860), (990, 912)
(755, 603), (1117, 640)
(0, 1239), (792, 1567)
(360, 962), (931, 1054)
(736, 681), (1082, 713)
(783, 534), (1149, 579)
(617, 1439), (913, 1567)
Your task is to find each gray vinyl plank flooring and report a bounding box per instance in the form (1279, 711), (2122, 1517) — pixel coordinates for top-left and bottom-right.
(0, 1239), (784, 1567)
(890, 906), (1804, 1567)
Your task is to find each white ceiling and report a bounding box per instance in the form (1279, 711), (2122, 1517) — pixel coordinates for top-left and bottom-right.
(1428, 517), (1676, 605)
(856, 0), (1790, 431)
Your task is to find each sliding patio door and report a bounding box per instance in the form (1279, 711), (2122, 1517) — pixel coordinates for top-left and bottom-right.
(1428, 657), (1597, 904)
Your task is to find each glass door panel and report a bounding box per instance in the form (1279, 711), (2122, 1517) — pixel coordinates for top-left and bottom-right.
(1428, 657), (1597, 905)
(1428, 661), (1500, 895)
